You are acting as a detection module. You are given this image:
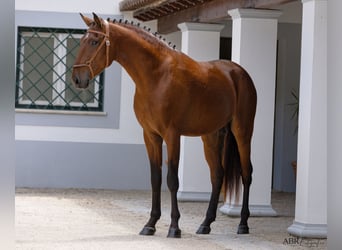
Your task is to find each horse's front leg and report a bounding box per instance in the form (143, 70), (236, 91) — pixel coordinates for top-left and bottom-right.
(140, 130), (163, 236)
(165, 132), (181, 238)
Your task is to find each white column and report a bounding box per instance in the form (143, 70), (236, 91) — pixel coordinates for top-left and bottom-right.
(328, 0), (342, 247)
(288, 0), (327, 238)
(177, 22), (224, 201)
(220, 9), (281, 217)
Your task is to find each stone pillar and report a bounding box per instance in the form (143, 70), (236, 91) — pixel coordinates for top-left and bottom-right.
(177, 22), (224, 201)
(287, 0), (327, 238)
(220, 8), (281, 217)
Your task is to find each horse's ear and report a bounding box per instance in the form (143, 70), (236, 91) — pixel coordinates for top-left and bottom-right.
(92, 13), (103, 29)
(80, 13), (93, 27)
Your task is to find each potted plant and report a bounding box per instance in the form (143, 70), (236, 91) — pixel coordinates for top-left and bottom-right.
(288, 89), (299, 177)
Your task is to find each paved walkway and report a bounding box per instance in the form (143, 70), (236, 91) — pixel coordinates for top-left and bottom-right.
(15, 189), (327, 250)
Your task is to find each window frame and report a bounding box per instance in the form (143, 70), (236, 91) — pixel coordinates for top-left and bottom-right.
(15, 26), (104, 112)
(15, 11), (122, 129)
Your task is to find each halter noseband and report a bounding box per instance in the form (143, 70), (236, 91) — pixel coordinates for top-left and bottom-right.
(73, 20), (110, 80)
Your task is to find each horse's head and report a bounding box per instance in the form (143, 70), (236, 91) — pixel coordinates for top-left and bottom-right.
(72, 13), (111, 89)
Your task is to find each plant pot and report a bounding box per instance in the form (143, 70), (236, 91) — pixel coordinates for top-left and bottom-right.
(291, 161), (297, 178)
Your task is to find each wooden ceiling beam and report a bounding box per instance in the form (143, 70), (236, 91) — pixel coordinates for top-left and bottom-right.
(253, 0), (297, 8)
(120, 0), (162, 11)
(153, 0), (298, 34)
(133, 0), (204, 20)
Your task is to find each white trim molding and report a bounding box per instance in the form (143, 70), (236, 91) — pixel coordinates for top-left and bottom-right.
(220, 204), (277, 217)
(177, 191), (211, 202)
(228, 8), (282, 20)
(288, 221), (327, 238)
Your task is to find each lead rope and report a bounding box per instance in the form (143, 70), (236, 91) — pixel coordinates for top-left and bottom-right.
(73, 20), (110, 80)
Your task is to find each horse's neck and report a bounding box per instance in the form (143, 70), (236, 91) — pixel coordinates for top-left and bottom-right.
(109, 24), (165, 90)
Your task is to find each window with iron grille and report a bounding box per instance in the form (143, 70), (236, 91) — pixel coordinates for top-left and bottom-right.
(16, 27), (104, 111)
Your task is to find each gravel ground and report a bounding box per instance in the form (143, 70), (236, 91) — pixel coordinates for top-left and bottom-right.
(15, 189), (327, 250)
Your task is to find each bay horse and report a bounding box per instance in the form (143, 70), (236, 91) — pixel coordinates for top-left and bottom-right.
(72, 13), (257, 238)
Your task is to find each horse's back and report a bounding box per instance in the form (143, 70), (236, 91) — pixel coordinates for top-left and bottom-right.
(170, 58), (256, 136)
(134, 54), (256, 137)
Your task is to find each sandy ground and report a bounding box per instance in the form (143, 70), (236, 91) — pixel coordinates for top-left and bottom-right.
(15, 189), (327, 250)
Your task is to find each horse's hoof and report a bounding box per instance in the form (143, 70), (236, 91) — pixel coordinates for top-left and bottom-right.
(237, 224), (249, 234)
(167, 227), (181, 238)
(196, 225), (211, 234)
(139, 226), (156, 236)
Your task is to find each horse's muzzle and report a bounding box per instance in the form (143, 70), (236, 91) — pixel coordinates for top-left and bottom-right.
(72, 72), (90, 89)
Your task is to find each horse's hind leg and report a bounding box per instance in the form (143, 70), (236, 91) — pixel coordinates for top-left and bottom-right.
(196, 130), (224, 234)
(140, 130), (163, 236)
(231, 120), (253, 234)
(228, 67), (256, 234)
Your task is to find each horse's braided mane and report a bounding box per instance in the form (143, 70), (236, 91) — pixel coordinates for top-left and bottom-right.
(107, 18), (177, 50)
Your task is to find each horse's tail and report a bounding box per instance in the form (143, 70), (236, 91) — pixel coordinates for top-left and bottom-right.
(223, 124), (242, 202)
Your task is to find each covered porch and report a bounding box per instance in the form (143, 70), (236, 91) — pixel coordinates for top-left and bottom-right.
(119, 0), (327, 238)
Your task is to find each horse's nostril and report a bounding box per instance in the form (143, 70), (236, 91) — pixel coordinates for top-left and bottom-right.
(73, 76), (80, 86)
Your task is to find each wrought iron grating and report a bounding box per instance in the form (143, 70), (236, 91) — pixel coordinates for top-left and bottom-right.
(16, 27), (104, 111)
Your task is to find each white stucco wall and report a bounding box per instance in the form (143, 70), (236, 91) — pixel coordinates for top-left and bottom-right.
(14, 0), (153, 189)
(15, 0), (145, 145)
(15, 0), (120, 15)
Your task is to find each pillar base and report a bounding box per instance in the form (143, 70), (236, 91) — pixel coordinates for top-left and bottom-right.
(219, 203), (277, 217)
(177, 191), (211, 202)
(287, 221), (327, 238)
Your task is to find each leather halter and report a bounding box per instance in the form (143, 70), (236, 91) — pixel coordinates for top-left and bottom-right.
(73, 20), (110, 80)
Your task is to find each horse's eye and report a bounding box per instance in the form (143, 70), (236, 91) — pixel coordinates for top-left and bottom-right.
(91, 40), (98, 46)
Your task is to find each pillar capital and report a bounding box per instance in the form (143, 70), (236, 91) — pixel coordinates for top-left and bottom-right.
(302, 0), (327, 3)
(177, 22), (224, 32)
(228, 8), (282, 20)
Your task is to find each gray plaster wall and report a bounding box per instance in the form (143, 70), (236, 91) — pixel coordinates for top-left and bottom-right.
(16, 141), (167, 190)
(273, 22), (302, 192)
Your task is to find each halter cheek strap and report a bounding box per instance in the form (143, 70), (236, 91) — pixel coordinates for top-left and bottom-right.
(73, 20), (110, 80)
